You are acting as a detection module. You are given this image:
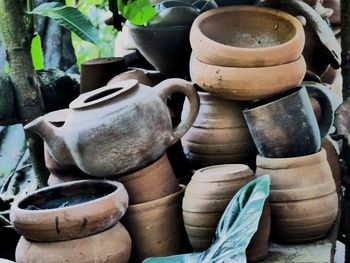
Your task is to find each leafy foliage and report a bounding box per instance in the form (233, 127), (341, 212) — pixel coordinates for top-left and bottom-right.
(144, 175), (271, 263)
(116, 0), (157, 25)
(30, 2), (100, 45)
(31, 34), (44, 70)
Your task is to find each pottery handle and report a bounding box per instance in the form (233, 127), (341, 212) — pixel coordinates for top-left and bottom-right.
(155, 79), (199, 145)
(303, 81), (335, 137)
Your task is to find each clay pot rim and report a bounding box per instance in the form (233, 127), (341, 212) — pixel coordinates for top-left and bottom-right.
(69, 79), (138, 109)
(190, 5), (305, 66)
(257, 148), (326, 167)
(127, 20), (191, 31)
(243, 86), (305, 113)
(11, 180), (126, 214)
(192, 164), (253, 182)
(127, 184), (184, 210)
(81, 57), (124, 66)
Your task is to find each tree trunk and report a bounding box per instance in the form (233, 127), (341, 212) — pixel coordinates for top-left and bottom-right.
(0, 0), (48, 187)
(342, 0), (350, 100)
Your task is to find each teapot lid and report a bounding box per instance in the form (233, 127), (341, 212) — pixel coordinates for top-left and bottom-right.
(70, 79), (139, 109)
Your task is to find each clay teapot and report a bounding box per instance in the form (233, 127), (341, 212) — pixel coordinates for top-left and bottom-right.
(25, 79), (199, 177)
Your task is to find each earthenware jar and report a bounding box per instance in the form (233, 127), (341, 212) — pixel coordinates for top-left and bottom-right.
(256, 149), (338, 242)
(322, 137), (341, 192)
(15, 222), (131, 263)
(118, 154), (180, 205)
(80, 57), (126, 93)
(190, 54), (306, 101)
(181, 92), (256, 167)
(10, 180), (128, 241)
(190, 6), (305, 67)
(243, 87), (332, 158)
(182, 164), (270, 262)
(121, 185), (189, 262)
(25, 79), (199, 177)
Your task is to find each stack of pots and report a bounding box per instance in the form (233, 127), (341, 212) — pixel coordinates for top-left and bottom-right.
(182, 164), (271, 262)
(186, 4), (338, 247)
(26, 78), (200, 262)
(10, 180), (131, 263)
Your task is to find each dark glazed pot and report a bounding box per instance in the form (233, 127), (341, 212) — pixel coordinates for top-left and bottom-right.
(80, 57), (126, 94)
(127, 22), (192, 75)
(243, 87), (332, 158)
(10, 180), (128, 241)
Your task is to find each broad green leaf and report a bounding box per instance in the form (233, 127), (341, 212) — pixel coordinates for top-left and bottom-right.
(4, 63), (9, 74)
(30, 2), (100, 45)
(117, 0), (157, 25)
(144, 175), (271, 263)
(31, 34), (44, 70)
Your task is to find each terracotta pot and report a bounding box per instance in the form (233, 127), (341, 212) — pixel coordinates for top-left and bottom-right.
(15, 222), (131, 263)
(321, 138), (341, 191)
(127, 22), (192, 75)
(243, 87), (332, 158)
(190, 6), (305, 67)
(25, 79), (199, 177)
(118, 154), (180, 205)
(182, 164), (270, 262)
(121, 185), (189, 262)
(80, 57), (127, 94)
(181, 92), (256, 168)
(190, 54), (306, 101)
(323, 0), (340, 25)
(255, 149), (338, 243)
(10, 180), (128, 241)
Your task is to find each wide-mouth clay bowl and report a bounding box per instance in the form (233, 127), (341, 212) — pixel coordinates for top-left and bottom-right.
(190, 54), (306, 101)
(10, 180), (128, 241)
(190, 6), (305, 67)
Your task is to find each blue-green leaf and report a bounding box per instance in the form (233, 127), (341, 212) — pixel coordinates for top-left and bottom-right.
(144, 175), (271, 263)
(30, 2), (99, 45)
(117, 0), (157, 25)
(31, 34), (44, 70)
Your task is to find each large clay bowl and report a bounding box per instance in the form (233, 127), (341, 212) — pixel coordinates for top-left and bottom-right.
(10, 180), (128, 241)
(15, 222), (131, 263)
(190, 55), (306, 101)
(190, 6), (305, 67)
(121, 185), (189, 262)
(127, 22), (192, 74)
(118, 154), (180, 205)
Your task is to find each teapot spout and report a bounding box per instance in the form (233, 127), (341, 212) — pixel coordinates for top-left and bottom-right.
(24, 116), (73, 165)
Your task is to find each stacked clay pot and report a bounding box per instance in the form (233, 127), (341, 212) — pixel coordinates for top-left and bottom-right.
(182, 164), (271, 262)
(11, 180), (131, 263)
(190, 6), (306, 101)
(255, 149), (338, 243)
(181, 92), (256, 168)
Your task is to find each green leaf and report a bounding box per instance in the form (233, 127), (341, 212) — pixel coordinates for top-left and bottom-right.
(31, 34), (44, 70)
(30, 2), (100, 45)
(117, 0), (157, 25)
(143, 175), (271, 263)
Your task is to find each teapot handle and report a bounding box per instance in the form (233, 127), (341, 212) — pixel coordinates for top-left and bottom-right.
(303, 81), (336, 137)
(154, 79), (199, 145)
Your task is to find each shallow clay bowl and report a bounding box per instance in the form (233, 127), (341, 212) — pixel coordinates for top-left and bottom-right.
(10, 180), (128, 241)
(190, 54), (306, 101)
(190, 6), (305, 67)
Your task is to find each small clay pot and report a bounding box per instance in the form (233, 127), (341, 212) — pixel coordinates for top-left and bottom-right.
(121, 185), (189, 262)
(10, 180), (128, 241)
(80, 57), (126, 94)
(15, 222), (131, 263)
(182, 164), (270, 262)
(118, 154), (180, 205)
(190, 54), (306, 101)
(256, 149), (338, 243)
(190, 6), (305, 67)
(243, 87), (331, 158)
(181, 92), (256, 168)
(127, 22), (192, 75)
